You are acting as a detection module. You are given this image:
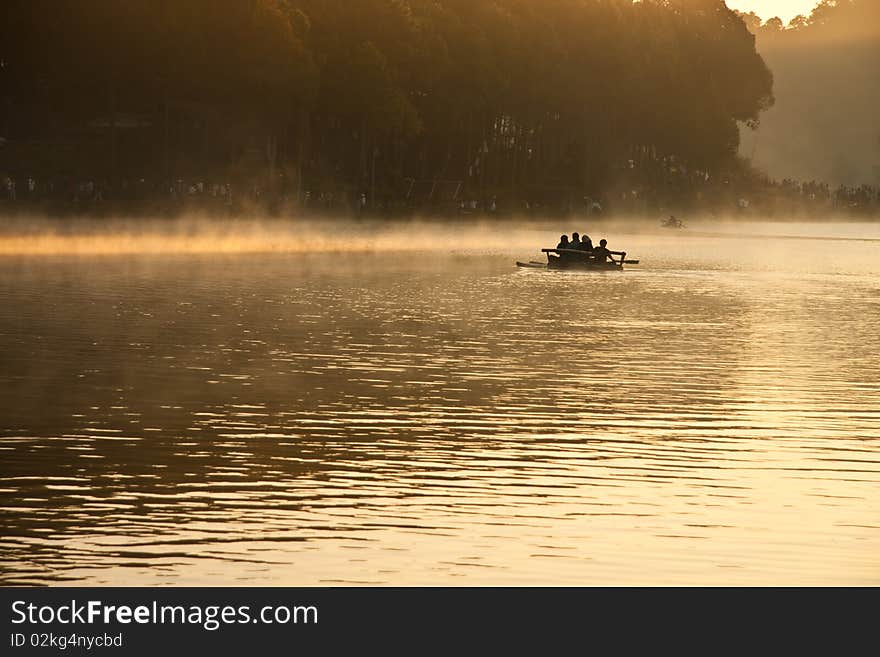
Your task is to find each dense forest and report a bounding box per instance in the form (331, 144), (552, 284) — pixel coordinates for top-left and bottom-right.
(1, 0), (872, 216)
(736, 0), (880, 188)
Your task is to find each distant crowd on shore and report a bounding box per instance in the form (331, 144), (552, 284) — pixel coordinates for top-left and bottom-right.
(0, 175), (239, 205)
(609, 154), (880, 217)
(776, 178), (878, 212)
(1, 170), (878, 218)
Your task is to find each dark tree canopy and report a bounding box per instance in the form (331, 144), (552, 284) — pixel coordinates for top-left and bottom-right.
(1, 0), (775, 208)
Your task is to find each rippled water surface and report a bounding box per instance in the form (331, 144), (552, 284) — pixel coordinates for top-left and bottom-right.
(1, 221), (878, 585)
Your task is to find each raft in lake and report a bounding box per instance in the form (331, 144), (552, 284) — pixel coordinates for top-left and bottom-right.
(516, 248), (639, 271)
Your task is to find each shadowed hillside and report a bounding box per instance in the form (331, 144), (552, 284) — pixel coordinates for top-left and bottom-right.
(738, 0), (880, 186)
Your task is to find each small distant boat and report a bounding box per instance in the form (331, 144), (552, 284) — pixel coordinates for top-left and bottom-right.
(661, 215), (684, 228)
(516, 248), (639, 271)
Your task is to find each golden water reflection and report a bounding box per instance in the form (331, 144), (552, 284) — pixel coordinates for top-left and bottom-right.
(1, 223), (878, 584)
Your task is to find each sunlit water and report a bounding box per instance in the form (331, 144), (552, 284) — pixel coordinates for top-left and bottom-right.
(1, 220), (878, 585)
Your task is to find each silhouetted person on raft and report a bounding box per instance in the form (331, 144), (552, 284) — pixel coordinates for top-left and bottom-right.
(578, 232), (593, 251)
(593, 239), (612, 263)
(563, 233), (590, 262)
(548, 234), (569, 264)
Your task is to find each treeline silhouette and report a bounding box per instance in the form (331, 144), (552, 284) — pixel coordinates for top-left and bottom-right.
(2, 0), (870, 218)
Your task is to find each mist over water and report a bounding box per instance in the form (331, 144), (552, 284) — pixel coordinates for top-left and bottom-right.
(1, 218), (878, 585)
(2, 214), (879, 256)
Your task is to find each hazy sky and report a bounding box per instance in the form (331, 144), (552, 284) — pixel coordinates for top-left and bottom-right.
(726, 1), (821, 23)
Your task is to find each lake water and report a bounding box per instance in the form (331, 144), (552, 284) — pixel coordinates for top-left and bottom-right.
(1, 220), (878, 585)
